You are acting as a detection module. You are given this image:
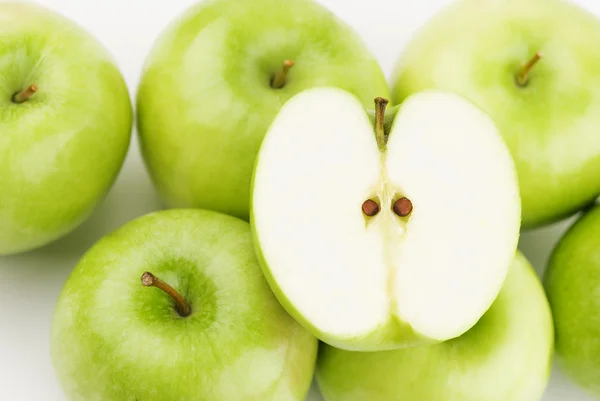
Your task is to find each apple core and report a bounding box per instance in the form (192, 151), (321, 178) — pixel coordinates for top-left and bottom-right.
(252, 88), (521, 350)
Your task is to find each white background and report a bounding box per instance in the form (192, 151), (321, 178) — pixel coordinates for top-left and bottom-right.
(0, 0), (599, 400)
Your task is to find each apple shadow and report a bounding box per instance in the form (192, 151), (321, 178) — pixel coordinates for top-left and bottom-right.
(42, 167), (162, 259)
(517, 215), (578, 280)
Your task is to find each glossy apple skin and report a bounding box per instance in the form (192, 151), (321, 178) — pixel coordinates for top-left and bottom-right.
(317, 252), (553, 401)
(0, 3), (132, 255)
(545, 205), (600, 397)
(137, 0), (389, 220)
(391, 0), (600, 228)
(50, 209), (318, 401)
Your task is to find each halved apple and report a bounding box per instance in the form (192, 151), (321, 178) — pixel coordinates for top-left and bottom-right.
(251, 88), (520, 351)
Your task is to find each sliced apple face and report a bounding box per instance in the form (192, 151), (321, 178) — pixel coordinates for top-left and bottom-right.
(251, 88), (520, 351)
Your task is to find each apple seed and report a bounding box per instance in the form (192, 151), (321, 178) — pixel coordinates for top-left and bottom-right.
(362, 199), (380, 216)
(393, 197), (413, 217)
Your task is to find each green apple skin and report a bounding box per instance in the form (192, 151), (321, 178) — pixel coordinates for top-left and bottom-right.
(545, 205), (600, 397)
(391, 0), (600, 229)
(317, 252), (554, 401)
(51, 209), (317, 401)
(137, 0), (389, 221)
(0, 3), (132, 255)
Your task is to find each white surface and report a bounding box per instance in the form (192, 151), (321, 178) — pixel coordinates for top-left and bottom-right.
(0, 0), (598, 400)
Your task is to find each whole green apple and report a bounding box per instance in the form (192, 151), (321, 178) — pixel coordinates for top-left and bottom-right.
(137, 0), (389, 220)
(252, 88), (520, 351)
(317, 252), (553, 401)
(50, 209), (317, 401)
(545, 205), (600, 397)
(0, 3), (132, 255)
(391, 0), (600, 228)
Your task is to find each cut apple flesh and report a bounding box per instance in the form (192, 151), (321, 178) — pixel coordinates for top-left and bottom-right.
(252, 88), (520, 349)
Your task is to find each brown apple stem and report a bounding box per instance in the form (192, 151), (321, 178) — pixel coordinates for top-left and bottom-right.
(12, 84), (38, 103)
(374, 97), (389, 149)
(393, 197), (413, 217)
(516, 52), (543, 86)
(141, 272), (191, 317)
(271, 60), (294, 89)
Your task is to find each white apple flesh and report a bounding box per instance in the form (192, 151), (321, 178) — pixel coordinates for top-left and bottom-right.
(252, 88), (521, 351)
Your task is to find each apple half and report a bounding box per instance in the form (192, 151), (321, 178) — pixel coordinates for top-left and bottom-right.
(251, 88), (521, 351)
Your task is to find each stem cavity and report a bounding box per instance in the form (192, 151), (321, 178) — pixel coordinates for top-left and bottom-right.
(12, 84), (38, 103)
(271, 60), (294, 89)
(516, 52), (543, 87)
(141, 272), (191, 317)
(374, 97), (389, 150)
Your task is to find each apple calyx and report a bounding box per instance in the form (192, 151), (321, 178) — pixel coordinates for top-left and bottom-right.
(374, 97), (389, 150)
(271, 60), (295, 89)
(141, 272), (191, 317)
(516, 52), (543, 87)
(12, 84), (38, 104)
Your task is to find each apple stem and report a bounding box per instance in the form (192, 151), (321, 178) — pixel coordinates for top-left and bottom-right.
(12, 84), (38, 103)
(516, 52), (543, 87)
(374, 97), (389, 149)
(141, 272), (191, 317)
(271, 60), (294, 89)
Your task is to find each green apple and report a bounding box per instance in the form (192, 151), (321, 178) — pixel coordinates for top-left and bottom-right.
(50, 209), (317, 401)
(317, 252), (553, 401)
(545, 204), (600, 397)
(391, 0), (600, 228)
(136, 0), (389, 220)
(251, 87), (521, 351)
(0, 3), (132, 255)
